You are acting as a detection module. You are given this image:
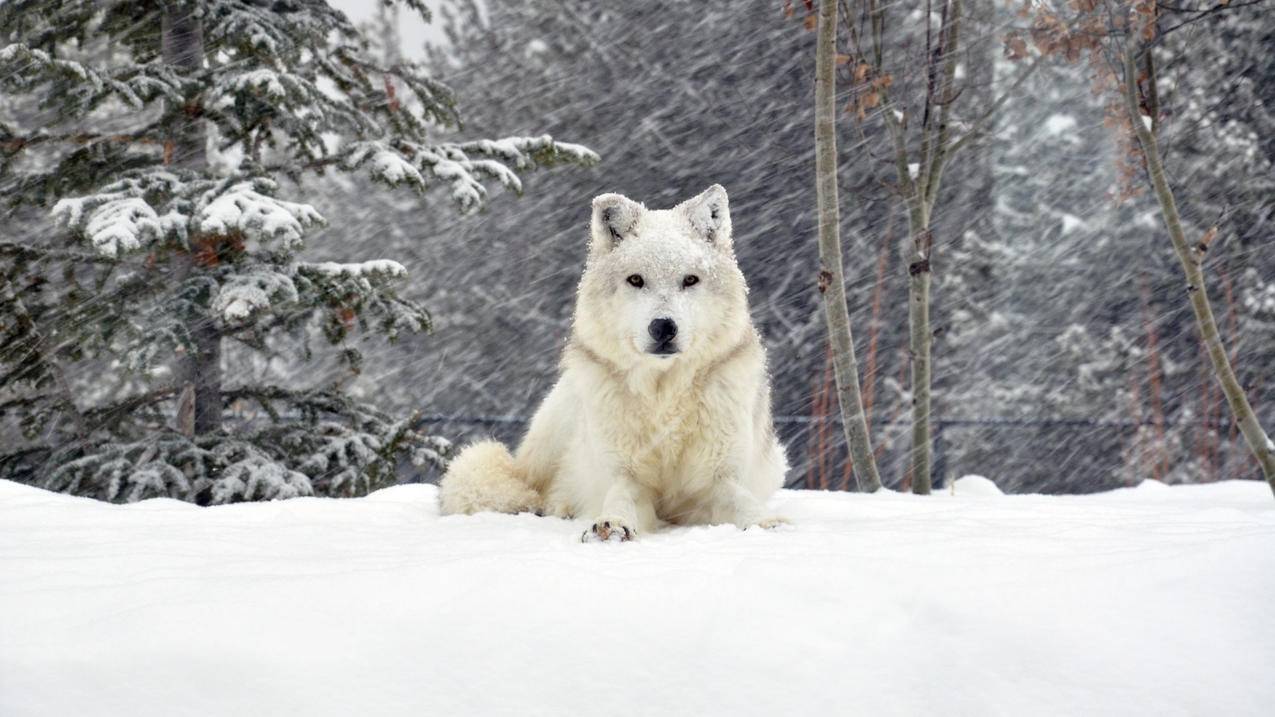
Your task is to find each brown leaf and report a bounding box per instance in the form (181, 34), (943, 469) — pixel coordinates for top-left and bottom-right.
(854, 62), (870, 83)
(835, 53), (851, 66)
(337, 307), (357, 331)
(1004, 34), (1029, 61)
(803, 13), (817, 31)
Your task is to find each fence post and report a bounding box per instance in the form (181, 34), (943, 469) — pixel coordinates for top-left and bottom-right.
(933, 418), (947, 492)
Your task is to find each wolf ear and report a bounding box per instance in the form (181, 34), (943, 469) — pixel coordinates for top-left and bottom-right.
(679, 184), (731, 246)
(590, 193), (643, 251)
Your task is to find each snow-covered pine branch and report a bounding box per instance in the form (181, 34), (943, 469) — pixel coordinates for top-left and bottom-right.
(296, 260), (428, 341)
(197, 179), (325, 249)
(341, 136), (599, 211)
(0, 43), (188, 113)
(42, 434), (314, 504)
(52, 193), (161, 258)
(212, 265), (300, 323)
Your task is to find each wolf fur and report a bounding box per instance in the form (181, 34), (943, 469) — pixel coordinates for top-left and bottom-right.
(438, 185), (788, 541)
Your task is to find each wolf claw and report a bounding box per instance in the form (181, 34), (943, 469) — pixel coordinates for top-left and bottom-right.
(582, 519), (635, 543)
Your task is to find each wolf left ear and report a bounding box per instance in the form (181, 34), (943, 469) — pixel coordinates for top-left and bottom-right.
(679, 184), (731, 245)
(591, 193), (643, 252)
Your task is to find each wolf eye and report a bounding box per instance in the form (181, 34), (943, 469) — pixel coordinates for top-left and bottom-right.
(682, 275), (699, 288)
(626, 274), (644, 288)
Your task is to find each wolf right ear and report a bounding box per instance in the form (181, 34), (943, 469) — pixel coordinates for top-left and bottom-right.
(590, 193), (643, 251)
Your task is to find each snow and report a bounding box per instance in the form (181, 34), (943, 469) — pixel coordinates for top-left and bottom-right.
(1043, 113), (1077, 136)
(299, 259), (407, 279)
(229, 69), (290, 100)
(52, 195), (161, 257)
(212, 266), (299, 322)
(1059, 212), (1088, 234)
(199, 182), (325, 248)
(2, 479), (1273, 716)
(949, 473), (1003, 495)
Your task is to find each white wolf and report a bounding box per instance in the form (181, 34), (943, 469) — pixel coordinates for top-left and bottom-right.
(438, 185), (788, 541)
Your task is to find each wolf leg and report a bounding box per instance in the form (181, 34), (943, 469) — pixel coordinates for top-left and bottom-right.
(582, 477), (656, 542)
(710, 480), (786, 530)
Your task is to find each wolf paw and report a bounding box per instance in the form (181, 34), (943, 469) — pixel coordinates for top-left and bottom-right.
(582, 518), (635, 543)
(751, 516), (789, 530)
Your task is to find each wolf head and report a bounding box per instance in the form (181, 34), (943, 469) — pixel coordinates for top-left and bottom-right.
(574, 185), (751, 370)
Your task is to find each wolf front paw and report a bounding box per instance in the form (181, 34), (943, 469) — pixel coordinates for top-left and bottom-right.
(750, 516), (789, 530)
(582, 518), (636, 543)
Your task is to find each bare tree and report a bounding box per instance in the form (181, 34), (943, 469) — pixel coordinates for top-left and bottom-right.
(815, 0), (882, 492)
(1000, 0), (1275, 496)
(1118, 31), (1275, 495)
(842, 0), (1041, 493)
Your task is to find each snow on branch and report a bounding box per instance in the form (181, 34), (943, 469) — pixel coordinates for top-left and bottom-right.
(213, 266), (299, 323)
(297, 260), (407, 280)
(210, 452), (313, 504)
(380, 136), (599, 213)
(341, 142), (427, 191)
(0, 43), (187, 112)
(454, 136), (600, 170)
(42, 434), (314, 504)
(295, 260), (427, 341)
(53, 193), (161, 258)
(198, 179), (325, 249)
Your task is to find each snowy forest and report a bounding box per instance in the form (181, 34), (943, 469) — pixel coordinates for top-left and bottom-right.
(4, 3), (1275, 716)
(2, 0), (1273, 501)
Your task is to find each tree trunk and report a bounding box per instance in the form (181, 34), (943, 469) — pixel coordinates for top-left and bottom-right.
(907, 218), (933, 494)
(1121, 41), (1275, 495)
(162, 2), (221, 435)
(815, 0), (882, 492)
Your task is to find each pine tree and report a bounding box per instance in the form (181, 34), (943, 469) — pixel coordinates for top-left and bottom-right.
(0, 0), (596, 503)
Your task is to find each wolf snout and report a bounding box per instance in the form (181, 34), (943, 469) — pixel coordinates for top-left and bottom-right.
(647, 317), (679, 355)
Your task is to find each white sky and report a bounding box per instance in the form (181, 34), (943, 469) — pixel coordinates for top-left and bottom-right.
(330, 0), (445, 58)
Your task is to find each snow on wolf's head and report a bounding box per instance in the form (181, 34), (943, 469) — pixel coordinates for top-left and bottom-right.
(574, 185), (751, 370)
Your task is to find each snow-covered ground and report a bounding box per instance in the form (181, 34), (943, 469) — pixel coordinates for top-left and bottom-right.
(2, 477), (1273, 716)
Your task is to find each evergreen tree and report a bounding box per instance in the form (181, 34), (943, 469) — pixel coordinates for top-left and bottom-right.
(0, 0), (595, 503)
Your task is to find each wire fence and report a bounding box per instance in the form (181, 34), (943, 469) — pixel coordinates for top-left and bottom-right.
(414, 412), (1264, 494)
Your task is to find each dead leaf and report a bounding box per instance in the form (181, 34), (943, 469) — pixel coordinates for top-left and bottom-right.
(1004, 34), (1029, 61)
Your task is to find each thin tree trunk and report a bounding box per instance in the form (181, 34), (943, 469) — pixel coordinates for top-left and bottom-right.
(815, 0), (882, 492)
(907, 219), (933, 494)
(162, 2), (221, 435)
(1121, 40), (1275, 495)
(905, 0), (960, 495)
(842, 234), (891, 489)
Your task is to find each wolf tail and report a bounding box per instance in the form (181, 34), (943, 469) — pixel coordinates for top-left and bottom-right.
(438, 440), (542, 515)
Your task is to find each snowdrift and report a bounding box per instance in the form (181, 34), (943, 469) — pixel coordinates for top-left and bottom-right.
(2, 477), (1273, 716)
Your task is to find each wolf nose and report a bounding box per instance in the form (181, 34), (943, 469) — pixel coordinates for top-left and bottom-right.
(648, 318), (678, 344)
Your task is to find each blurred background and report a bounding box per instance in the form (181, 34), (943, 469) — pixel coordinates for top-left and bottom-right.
(318, 1), (1274, 493)
(5, 1), (1273, 494)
